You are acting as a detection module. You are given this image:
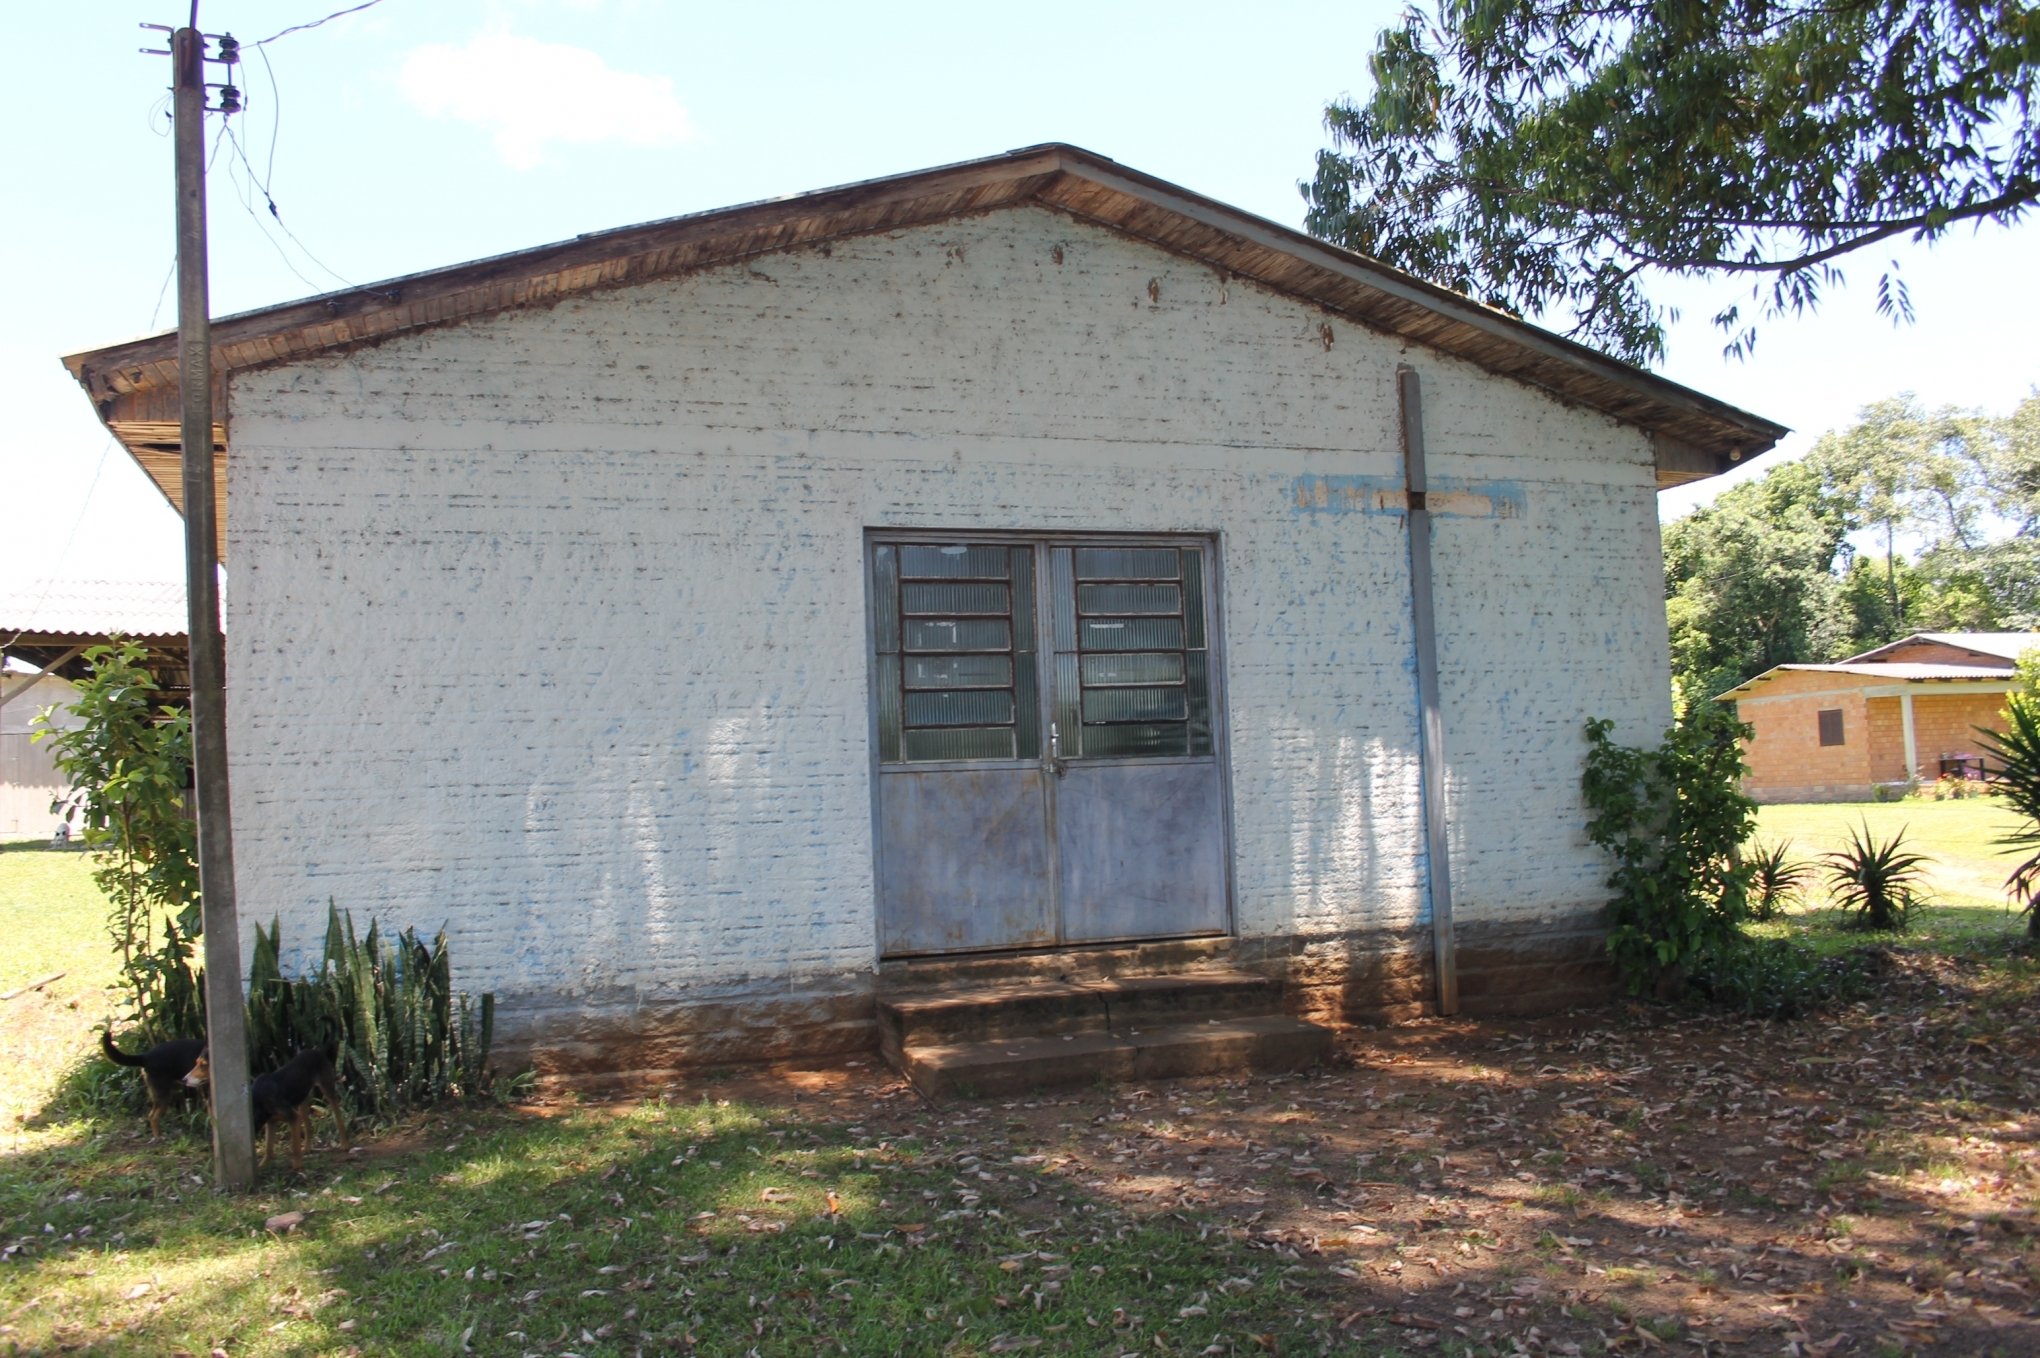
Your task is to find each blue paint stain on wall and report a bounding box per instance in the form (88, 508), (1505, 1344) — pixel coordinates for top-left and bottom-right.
(1288, 473), (1530, 519)
(1287, 473), (1401, 515)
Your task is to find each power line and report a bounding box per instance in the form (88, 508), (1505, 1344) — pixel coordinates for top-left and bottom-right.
(1, 438), (121, 653)
(222, 117), (356, 291)
(220, 126), (324, 293)
(147, 254), (177, 331)
(254, 0), (387, 48)
(255, 41), (280, 188)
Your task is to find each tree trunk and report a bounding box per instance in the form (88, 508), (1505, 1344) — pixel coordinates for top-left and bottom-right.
(1885, 522), (1901, 625)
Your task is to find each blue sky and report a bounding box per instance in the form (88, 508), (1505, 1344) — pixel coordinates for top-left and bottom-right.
(5, 0), (2035, 587)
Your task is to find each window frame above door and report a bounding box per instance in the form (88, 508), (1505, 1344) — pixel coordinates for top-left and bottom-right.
(866, 529), (1228, 775)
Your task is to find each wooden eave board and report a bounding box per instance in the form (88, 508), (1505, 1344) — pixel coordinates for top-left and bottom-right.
(65, 144), (1782, 530)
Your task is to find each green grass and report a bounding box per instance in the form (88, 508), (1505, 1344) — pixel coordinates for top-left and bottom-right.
(0, 838), (120, 996)
(0, 840), (127, 1133)
(6, 812), (2032, 1356)
(1, 1098), (1342, 1357)
(0, 843), (1341, 1357)
(1749, 798), (2034, 949)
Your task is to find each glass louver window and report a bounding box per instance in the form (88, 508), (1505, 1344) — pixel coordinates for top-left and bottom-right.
(1052, 545), (1212, 759)
(873, 543), (1039, 763)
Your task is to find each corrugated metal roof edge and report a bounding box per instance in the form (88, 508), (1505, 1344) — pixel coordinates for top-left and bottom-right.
(1844, 631), (2040, 664)
(1716, 662), (2018, 700)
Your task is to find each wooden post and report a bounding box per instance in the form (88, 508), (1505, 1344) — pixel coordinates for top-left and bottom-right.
(1398, 365), (1459, 1016)
(174, 25), (255, 1191)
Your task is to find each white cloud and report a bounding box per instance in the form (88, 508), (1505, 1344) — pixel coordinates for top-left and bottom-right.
(398, 33), (694, 171)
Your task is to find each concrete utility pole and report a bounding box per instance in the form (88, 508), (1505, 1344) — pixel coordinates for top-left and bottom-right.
(161, 20), (255, 1190)
(1397, 365), (1459, 1017)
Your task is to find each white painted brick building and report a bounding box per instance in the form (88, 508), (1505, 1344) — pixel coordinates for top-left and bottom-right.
(65, 147), (1782, 1074)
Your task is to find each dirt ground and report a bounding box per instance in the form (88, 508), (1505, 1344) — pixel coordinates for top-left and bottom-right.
(10, 941), (2034, 1354)
(676, 950), (2038, 1356)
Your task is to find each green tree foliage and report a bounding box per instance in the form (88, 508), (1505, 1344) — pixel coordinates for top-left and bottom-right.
(32, 641), (203, 1040)
(1662, 459), (1850, 703)
(1669, 391), (2040, 699)
(1302, 2), (2040, 363)
(1582, 704), (1757, 996)
(1808, 393), (2040, 614)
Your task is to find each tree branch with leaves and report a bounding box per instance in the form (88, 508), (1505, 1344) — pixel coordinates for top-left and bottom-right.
(1303, 1), (2040, 363)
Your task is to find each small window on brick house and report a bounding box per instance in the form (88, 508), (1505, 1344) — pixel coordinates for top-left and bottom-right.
(1817, 708), (1845, 746)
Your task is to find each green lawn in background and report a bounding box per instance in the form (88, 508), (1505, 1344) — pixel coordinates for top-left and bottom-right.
(1749, 795), (2032, 951)
(0, 838), (118, 996)
(0, 840), (126, 1137)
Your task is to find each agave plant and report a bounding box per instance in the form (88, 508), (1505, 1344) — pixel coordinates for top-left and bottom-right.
(1746, 840), (1810, 921)
(1824, 821), (1928, 932)
(1975, 695), (2040, 937)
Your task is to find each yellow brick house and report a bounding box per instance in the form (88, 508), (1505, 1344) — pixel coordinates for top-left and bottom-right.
(1720, 632), (2040, 802)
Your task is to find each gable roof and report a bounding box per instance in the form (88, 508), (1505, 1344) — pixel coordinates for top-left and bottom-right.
(1844, 632), (2040, 665)
(62, 143), (1786, 536)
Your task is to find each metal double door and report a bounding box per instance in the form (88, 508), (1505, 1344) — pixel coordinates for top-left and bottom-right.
(870, 534), (1230, 956)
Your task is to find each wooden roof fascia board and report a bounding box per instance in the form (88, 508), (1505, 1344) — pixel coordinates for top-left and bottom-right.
(1652, 432), (1735, 486)
(1024, 187), (1730, 486)
(1042, 152), (1784, 457)
(65, 143), (1781, 495)
(1052, 183), (1630, 426)
(60, 153), (1069, 394)
(68, 165), (1070, 520)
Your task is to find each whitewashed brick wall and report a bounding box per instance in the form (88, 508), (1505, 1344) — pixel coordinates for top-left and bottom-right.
(223, 205), (1667, 1024)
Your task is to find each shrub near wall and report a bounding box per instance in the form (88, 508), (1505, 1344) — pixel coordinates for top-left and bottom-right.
(1582, 705), (1756, 997)
(246, 906), (495, 1115)
(32, 640), (203, 1042)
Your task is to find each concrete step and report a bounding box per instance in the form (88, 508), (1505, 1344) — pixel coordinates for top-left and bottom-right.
(897, 1014), (1333, 1098)
(878, 936), (1237, 990)
(879, 969), (1282, 1053)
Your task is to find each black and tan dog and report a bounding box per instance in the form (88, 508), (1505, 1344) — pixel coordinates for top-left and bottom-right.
(100, 1029), (207, 1138)
(186, 1045), (350, 1171)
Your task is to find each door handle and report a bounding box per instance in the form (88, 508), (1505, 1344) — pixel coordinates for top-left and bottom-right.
(1049, 723), (1068, 779)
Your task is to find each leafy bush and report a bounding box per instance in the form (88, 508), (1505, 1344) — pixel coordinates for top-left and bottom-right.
(32, 641), (202, 1041)
(1746, 841), (1811, 921)
(1688, 937), (1871, 1019)
(1582, 703), (1757, 997)
(1824, 821), (1929, 932)
(246, 906), (495, 1116)
(36, 642), (497, 1120)
(1976, 694), (2040, 937)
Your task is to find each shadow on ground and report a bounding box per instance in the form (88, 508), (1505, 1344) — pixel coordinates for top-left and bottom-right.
(3, 952), (2035, 1357)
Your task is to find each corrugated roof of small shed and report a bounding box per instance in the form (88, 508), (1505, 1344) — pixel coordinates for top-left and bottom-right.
(1844, 632), (2040, 664)
(1, 580), (187, 641)
(1716, 661), (2021, 699)
(62, 143), (1787, 545)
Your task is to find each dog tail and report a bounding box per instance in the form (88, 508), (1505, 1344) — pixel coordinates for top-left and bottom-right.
(101, 1030), (146, 1067)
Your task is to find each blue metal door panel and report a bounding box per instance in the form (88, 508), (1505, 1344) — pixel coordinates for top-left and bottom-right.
(1054, 758), (1229, 944)
(876, 766), (1055, 955)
